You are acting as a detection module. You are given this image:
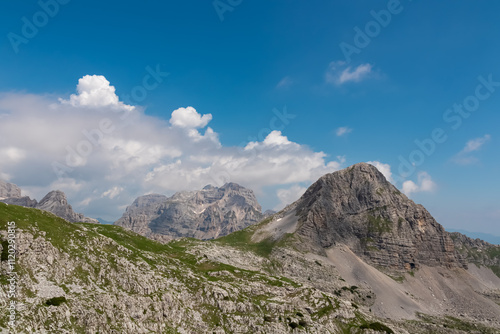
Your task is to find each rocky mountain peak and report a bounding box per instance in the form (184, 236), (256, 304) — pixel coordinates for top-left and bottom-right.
(115, 183), (263, 241)
(260, 163), (466, 273)
(35, 190), (98, 224)
(38, 190), (68, 206)
(0, 179), (22, 198)
(297, 162), (394, 213)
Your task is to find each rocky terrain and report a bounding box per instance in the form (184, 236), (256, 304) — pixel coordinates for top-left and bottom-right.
(0, 163), (499, 333)
(450, 232), (500, 277)
(114, 183), (263, 241)
(0, 181), (98, 224)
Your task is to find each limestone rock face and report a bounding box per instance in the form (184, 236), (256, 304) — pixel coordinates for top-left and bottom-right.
(450, 232), (500, 270)
(115, 183), (263, 240)
(286, 163), (466, 271)
(0, 180), (21, 198)
(36, 190), (98, 223)
(1, 196), (38, 207)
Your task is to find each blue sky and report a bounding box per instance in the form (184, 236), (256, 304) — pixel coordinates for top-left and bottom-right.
(0, 1), (499, 236)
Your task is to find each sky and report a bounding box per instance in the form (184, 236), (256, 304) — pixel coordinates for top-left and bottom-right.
(0, 1), (499, 236)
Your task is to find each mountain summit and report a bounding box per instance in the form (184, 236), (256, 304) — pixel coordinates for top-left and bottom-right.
(0, 180), (21, 198)
(114, 182), (263, 241)
(292, 162), (465, 271)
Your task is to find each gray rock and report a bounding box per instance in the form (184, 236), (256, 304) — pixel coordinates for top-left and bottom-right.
(276, 163), (466, 272)
(0, 179), (21, 198)
(450, 232), (500, 269)
(115, 182), (263, 240)
(36, 190), (99, 224)
(0, 180), (98, 224)
(1, 196), (38, 207)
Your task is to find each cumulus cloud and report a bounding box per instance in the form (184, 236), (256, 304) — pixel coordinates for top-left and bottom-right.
(274, 185), (307, 211)
(402, 171), (436, 196)
(367, 161), (393, 183)
(59, 75), (134, 111)
(170, 106), (212, 128)
(326, 61), (372, 85)
(336, 126), (352, 137)
(0, 75), (345, 220)
(453, 134), (491, 165)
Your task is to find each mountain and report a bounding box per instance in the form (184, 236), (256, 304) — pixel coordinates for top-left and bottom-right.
(448, 228), (500, 245)
(36, 190), (99, 224)
(0, 180), (21, 198)
(243, 162), (500, 325)
(114, 183), (263, 241)
(271, 162), (466, 272)
(0, 181), (98, 224)
(1, 164), (499, 333)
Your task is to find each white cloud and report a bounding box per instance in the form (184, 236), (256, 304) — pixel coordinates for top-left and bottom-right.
(402, 171), (436, 196)
(262, 130), (293, 147)
(463, 134), (491, 153)
(453, 134), (491, 165)
(0, 147), (26, 163)
(0, 75), (345, 220)
(274, 185), (307, 211)
(102, 186), (123, 200)
(336, 126), (352, 137)
(339, 64), (372, 84)
(367, 161), (393, 182)
(59, 75), (134, 111)
(276, 76), (294, 89)
(169, 106), (212, 128)
(326, 61), (372, 85)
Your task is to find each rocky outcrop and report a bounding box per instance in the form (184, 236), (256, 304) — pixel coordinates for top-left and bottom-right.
(115, 183), (263, 240)
(1, 196), (38, 207)
(0, 180), (98, 224)
(0, 180), (21, 198)
(450, 232), (500, 272)
(260, 163), (467, 273)
(36, 190), (99, 224)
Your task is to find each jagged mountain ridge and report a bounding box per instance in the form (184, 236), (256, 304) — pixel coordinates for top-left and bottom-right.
(0, 181), (98, 224)
(114, 182), (263, 241)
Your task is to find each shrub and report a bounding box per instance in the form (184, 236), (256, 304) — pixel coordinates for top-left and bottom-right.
(45, 296), (67, 306)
